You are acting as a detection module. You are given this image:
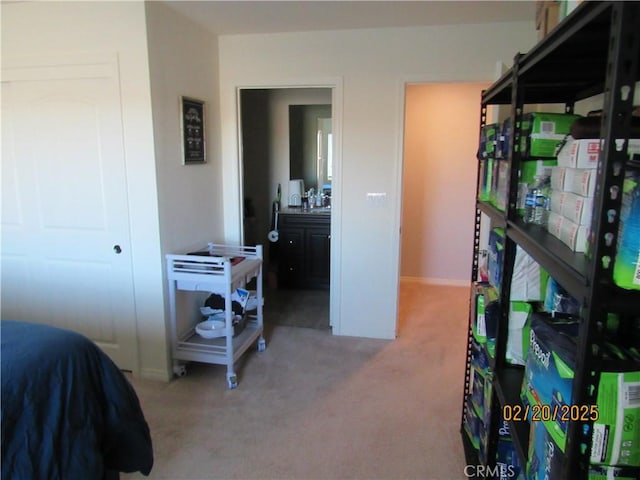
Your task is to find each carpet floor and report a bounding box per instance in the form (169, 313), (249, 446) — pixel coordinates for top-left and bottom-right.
(122, 282), (470, 480)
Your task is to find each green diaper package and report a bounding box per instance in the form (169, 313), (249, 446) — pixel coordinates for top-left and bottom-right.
(590, 370), (640, 467)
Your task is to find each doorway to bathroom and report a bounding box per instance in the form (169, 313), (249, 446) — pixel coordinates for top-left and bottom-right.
(238, 87), (333, 330)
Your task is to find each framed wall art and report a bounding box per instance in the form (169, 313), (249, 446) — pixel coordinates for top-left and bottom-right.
(180, 96), (206, 164)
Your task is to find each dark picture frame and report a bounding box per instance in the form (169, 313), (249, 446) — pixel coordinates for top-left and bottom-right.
(180, 96), (206, 164)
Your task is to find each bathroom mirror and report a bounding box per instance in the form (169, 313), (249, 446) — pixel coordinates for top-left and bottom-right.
(289, 104), (332, 193)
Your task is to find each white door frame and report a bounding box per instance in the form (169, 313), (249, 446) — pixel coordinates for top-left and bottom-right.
(233, 78), (343, 333)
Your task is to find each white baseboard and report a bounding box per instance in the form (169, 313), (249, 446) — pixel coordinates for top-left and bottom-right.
(138, 367), (172, 382)
(400, 276), (470, 287)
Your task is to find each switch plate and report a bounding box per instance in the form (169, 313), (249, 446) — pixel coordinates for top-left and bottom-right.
(367, 192), (387, 207)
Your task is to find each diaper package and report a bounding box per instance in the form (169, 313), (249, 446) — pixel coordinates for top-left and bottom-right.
(506, 301), (532, 366)
(522, 315), (640, 459)
(510, 245), (549, 302)
(488, 228), (505, 292)
(613, 171), (640, 290)
(472, 282), (500, 357)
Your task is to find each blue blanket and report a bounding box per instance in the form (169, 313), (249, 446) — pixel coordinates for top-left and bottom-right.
(1, 320), (153, 479)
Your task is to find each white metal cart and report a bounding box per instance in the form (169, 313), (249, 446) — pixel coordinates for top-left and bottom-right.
(166, 244), (265, 389)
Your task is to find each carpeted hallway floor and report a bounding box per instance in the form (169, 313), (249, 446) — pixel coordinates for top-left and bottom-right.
(122, 282), (470, 480)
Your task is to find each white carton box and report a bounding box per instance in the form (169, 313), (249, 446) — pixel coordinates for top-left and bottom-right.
(568, 168), (596, 197)
(550, 166), (596, 197)
(561, 192), (594, 226)
(549, 189), (567, 216)
(557, 137), (640, 169)
(559, 217), (589, 253)
(547, 211), (563, 239)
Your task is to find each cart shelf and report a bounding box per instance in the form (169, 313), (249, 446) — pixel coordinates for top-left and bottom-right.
(166, 244), (265, 389)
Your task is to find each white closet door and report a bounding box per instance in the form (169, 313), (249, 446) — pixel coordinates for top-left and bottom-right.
(1, 59), (138, 371)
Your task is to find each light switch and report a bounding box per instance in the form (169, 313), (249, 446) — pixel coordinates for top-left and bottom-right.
(366, 192), (387, 207)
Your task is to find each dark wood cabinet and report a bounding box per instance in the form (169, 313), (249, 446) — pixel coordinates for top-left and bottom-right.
(278, 212), (330, 289)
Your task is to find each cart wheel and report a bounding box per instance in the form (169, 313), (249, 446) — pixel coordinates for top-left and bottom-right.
(173, 364), (187, 377)
(227, 374), (238, 389)
(257, 338), (266, 352)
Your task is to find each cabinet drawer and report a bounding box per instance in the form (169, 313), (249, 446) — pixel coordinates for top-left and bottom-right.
(279, 229), (303, 254)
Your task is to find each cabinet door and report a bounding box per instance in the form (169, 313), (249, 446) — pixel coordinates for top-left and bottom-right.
(278, 228), (304, 288)
(306, 227), (330, 288)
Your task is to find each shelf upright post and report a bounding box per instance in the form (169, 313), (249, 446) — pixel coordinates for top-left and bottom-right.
(460, 94), (491, 467)
(565, 3), (640, 478)
(494, 53), (533, 469)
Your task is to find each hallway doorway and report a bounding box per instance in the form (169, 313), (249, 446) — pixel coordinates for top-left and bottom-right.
(398, 82), (488, 333)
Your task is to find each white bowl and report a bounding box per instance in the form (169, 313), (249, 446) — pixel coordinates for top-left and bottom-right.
(195, 320), (226, 339)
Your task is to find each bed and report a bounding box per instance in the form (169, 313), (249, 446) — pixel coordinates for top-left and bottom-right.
(1, 320), (153, 479)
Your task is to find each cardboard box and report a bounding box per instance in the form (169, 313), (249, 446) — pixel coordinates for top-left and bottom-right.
(561, 191), (594, 226)
(557, 137), (640, 169)
(520, 112), (581, 158)
(551, 166), (596, 197)
(536, 1), (561, 40)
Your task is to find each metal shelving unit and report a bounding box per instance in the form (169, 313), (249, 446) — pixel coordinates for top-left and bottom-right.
(460, 2), (640, 478)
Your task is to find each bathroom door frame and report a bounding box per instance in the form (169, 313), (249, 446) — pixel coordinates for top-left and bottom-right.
(235, 79), (343, 332)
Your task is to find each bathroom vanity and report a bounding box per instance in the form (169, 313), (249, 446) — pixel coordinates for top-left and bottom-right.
(278, 208), (330, 289)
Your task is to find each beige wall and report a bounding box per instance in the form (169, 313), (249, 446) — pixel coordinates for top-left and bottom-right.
(401, 83), (489, 285)
(218, 22), (536, 339)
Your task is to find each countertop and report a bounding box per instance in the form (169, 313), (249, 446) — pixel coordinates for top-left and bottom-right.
(279, 206), (331, 215)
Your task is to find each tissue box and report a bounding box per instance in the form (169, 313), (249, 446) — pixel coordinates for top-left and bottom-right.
(561, 192), (594, 226)
(510, 245), (549, 302)
(520, 113), (581, 158)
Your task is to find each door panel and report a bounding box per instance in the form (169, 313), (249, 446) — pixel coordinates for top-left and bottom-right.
(1, 62), (138, 371)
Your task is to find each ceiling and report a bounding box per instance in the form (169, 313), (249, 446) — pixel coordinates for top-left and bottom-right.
(162, 1), (536, 36)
